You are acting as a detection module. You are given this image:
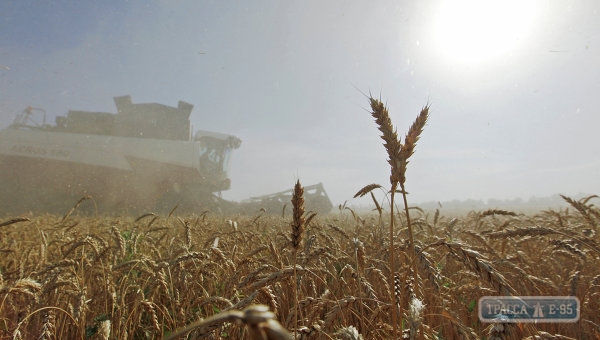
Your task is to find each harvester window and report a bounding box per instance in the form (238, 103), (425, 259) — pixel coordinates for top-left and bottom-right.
(198, 137), (227, 173)
(199, 147), (221, 165)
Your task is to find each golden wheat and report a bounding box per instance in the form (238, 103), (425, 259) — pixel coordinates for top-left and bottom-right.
(0, 193), (598, 338)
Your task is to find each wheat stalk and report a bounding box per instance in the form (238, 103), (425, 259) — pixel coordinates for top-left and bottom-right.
(291, 180), (305, 250)
(366, 96), (429, 337)
(290, 179), (305, 337)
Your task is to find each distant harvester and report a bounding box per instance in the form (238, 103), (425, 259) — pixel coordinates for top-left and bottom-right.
(0, 95), (241, 214)
(0, 96), (334, 216)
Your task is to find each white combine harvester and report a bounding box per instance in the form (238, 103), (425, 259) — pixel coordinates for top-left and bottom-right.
(0, 96), (332, 215)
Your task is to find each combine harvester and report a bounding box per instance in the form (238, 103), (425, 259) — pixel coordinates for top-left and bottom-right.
(0, 96), (333, 216)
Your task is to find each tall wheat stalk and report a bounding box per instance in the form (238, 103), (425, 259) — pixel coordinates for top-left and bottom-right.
(362, 97), (429, 338)
(290, 180), (305, 338)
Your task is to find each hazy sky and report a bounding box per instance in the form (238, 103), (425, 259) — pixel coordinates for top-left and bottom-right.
(1, 1), (599, 207)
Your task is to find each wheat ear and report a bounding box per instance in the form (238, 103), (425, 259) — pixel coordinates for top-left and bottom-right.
(291, 180), (305, 250)
(291, 180), (305, 337)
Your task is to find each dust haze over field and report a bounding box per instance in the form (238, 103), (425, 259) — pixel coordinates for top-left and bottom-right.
(1, 1), (599, 209)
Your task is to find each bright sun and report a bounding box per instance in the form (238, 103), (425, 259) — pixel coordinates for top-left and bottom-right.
(431, 0), (540, 67)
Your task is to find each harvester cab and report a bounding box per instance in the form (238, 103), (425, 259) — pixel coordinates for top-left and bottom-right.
(193, 130), (242, 192)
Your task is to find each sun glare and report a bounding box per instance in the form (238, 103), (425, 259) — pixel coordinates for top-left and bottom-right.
(431, 0), (539, 68)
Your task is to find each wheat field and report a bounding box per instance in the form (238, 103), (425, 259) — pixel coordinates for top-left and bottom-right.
(0, 200), (598, 339)
(0, 98), (598, 339)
